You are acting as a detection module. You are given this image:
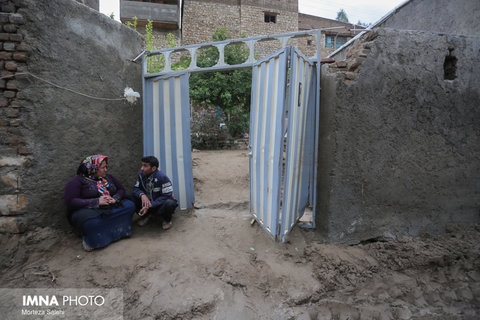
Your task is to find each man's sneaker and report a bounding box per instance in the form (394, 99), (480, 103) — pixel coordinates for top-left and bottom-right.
(162, 221), (172, 230)
(82, 239), (94, 252)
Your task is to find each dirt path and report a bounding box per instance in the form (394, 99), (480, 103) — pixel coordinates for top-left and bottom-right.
(1, 150), (479, 319)
(192, 149), (250, 209)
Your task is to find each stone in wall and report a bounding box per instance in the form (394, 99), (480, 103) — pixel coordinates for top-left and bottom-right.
(0, 1), (31, 233)
(326, 31), (376, 84)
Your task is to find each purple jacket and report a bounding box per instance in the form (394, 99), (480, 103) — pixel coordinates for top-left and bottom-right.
(64, 174), (125, 216)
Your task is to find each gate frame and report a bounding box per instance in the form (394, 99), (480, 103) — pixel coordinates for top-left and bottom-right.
(138, 28), (336, 233)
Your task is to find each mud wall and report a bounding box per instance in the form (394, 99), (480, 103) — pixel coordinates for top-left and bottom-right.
(0, 0), (144, 233)
(378, 0), (480, 36)
(317, 28), (480, 243)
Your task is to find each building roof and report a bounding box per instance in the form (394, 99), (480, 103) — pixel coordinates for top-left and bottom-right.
(327, 0), (411, 58)
(298, 13), (365, 36)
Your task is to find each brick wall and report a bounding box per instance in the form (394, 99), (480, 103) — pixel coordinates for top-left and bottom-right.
(181, 1), (363, 59)
(242, 4), (298, 58)
(182, 1), (242, 45)
(182, 0), (298, 59)
(0, 1), (29, 233)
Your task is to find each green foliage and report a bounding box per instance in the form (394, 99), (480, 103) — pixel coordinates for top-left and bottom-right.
(227, 105), (250, 137)
(195, 28), (249, 67)
(166, 33), (176, 48)
(172, 57), (191, 71)
(190, 107), (225, 150)
(125, 16), (137, 31)
(336, 9), (349, 23)
(145, 20), (162, 73)
(143, 21), (187, 73)
(109, 12), (115, 19)
(123, 18), (187, 72)
(190, 28), (251, 138)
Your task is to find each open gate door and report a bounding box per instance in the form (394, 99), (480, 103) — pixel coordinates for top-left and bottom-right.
(280, 48), (316, 242)
(249, 48), (289, 238)
(250, 47), (317, 241)
(143, 72), (195, 209)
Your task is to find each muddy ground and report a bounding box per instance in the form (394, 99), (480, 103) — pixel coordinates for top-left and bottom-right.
(1, 150), (479, 319)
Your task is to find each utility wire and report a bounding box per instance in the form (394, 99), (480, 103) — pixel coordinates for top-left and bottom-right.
(1, 72), (126, 101)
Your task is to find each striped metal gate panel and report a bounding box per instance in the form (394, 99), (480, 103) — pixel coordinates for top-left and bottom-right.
(280, 48), (316, 241)
(143, 72), (195, 209)
(249, 48), (289, 238)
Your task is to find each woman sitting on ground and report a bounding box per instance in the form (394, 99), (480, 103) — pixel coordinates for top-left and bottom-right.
(64, 154), (135, 251)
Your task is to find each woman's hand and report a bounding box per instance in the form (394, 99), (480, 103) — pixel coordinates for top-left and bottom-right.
(99, 195), (116, 206)
(99, 195), (110, 206)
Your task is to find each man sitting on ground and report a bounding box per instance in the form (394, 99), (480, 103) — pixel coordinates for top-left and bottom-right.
(132, 156), (178, 229)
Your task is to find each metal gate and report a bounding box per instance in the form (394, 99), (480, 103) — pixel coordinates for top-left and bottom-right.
(249, 47), (317, 241)
(143, 72), (195, 209)
(249, 48), (289, 237)
(280, 48), (317, 242)
(140, 30), (323, 239)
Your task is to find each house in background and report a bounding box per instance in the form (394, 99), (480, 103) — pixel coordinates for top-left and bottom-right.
(118, 0), (364, 57)
(298, 13), (364, 57)
(120, 0), (183, 47)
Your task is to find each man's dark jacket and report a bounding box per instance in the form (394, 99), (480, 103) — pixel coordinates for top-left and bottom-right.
(132, 169), (174, 208)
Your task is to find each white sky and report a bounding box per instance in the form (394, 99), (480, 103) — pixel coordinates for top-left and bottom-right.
(99, 0), (408, 25)
(99, 0), (120, 21)
(299, 0), (407, 25)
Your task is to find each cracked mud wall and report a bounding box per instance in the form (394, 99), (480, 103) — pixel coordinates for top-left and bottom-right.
(317, 28), (480, 243)
(377, 0), (480, 36)
(0, 0), (144, 232)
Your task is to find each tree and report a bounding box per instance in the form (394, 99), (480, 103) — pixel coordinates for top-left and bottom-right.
(189, 28), (252, 138)
(356, 20), (371, 28)
(336, 9), (349, 23)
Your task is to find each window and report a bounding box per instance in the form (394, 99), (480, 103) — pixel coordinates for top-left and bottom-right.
(336, 36), (347, 48)
(325, 35), (348, 49)
(264, 12), (277, 23)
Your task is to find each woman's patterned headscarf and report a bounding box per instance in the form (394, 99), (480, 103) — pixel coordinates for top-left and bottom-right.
(76, 155), (110, 195)
(77, 155), (109, 178)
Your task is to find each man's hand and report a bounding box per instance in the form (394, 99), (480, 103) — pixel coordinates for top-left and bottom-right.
(140, 194), (151, 208)
(138, 194), (151, 216)
(138, 206), (149, 216)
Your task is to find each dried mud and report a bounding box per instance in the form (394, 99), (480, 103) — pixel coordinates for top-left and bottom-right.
(1, 150), (479, 319)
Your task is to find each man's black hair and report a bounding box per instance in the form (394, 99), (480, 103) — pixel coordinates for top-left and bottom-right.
(142, 156), (159, 168)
